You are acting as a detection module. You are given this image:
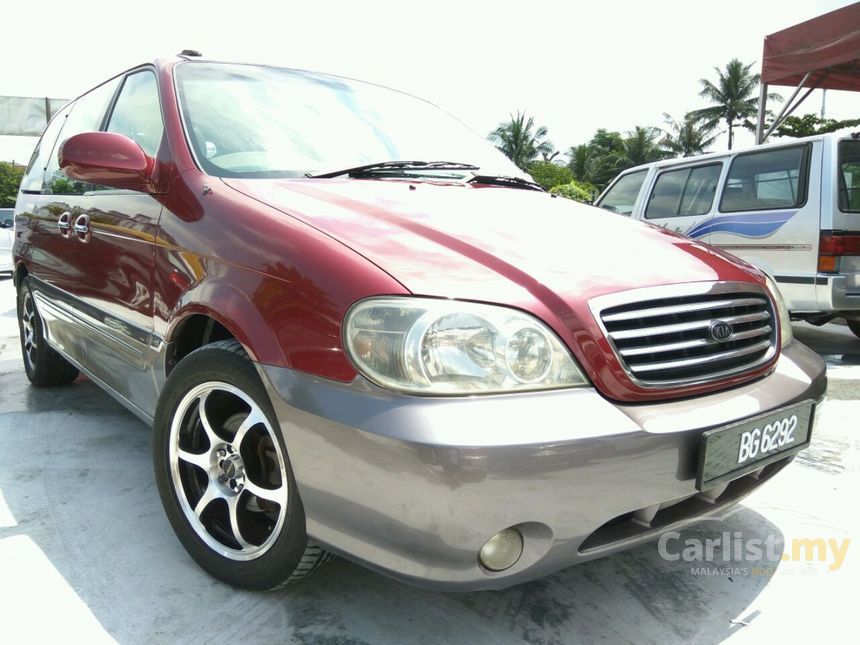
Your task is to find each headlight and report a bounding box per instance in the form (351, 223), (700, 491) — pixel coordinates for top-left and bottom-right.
(764, 275), (793, 348)
(344, 297), (588, 394)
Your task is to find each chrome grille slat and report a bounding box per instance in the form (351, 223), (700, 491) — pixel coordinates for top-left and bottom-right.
(598, 287), (777, 387)
(609, 311), (770, 341)
(629, 339), (772, 373)
(618, 325), (772, 358)
(602, 297), (765, 323)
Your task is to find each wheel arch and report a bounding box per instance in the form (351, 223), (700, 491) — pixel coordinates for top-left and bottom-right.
(13, 260), (29, 288)
(166, 311), (240, 374)
(164, 285), (287, 375)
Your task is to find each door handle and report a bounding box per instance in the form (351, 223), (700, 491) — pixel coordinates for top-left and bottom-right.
(58, 211), (72, 237)
(74, 214), (91, 242)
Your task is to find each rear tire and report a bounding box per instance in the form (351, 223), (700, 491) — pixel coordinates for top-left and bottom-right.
(153, 339), (331, 590)
(17, 276), (79, 386)
(847, 319), (860, 340)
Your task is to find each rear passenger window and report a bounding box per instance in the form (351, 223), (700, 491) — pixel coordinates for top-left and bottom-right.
(19, 104), (72, 193)
(43, 77), (122, 195)
(106, 71), (163, 157)
(838, 140), (860, 213)
(719, 145), (809, 212)
(645, 164), (721, 219)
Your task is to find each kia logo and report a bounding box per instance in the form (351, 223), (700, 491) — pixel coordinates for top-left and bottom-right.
(709, 320), (734, 342)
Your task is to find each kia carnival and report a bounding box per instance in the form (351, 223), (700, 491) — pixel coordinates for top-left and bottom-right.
(12, 55), (826, 590)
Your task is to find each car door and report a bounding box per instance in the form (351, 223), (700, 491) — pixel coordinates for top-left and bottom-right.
(23, 87), (114, 286)
(25, 78), (121, 370)
(640, 162), (724, 243)
(709, 143), (819, 312)
(68, 69), (166, 416)
(14, 102), (72, 275)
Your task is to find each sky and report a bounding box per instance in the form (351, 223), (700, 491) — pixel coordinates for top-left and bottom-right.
(1, 0), (857, 165)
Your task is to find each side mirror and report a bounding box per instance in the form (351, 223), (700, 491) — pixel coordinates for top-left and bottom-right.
(59, 132), (157, 193)
(0, 218), (12, 229)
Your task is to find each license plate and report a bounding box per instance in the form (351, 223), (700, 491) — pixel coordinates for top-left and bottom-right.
(696, 401), (815, 491)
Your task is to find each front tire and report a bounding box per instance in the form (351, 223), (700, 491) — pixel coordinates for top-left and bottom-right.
(153, 339), (330, 590)
(17, 276), (79, 386)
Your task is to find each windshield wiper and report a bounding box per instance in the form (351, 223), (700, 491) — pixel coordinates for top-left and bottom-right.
(307, 160), (480, 179)
(467, 174), (546, 192)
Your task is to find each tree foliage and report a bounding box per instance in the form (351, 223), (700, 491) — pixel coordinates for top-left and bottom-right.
(528, 160), (573, 190)
(565, 129), (624, 189)
(774, 113), (860, 138)
(660, 112), (719, 157)
(0, 162), (25, 207)
(483, 56), (842, 195)
(488, 111), (554, 170)
(565, 128), (666, 190)
(624, 126), (668, 166)
(550, 180), (593, 203)
(689, 59), (779, 150)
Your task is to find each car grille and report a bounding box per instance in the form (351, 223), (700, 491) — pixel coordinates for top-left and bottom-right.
(599, 288), (777, 386)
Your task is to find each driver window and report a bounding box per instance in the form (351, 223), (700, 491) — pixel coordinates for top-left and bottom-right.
(598, 170), (647, 216)
(107, 71), (164, 157)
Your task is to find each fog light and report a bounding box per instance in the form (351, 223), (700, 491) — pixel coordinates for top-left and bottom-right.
(479, 528), (523, 571)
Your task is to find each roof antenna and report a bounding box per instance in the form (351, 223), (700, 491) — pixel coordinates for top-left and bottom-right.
(178, 49), (202, 58)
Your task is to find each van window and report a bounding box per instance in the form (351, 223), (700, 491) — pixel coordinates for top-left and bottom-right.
(43, 77), (122, 195)
(598, 170), (647, 215)
(19, 104), (72, 193)
(645, 164), (721, 219)
(719, 145), (809, 212)
(106, 71), (163, 157)
(838, 140), (860, 213)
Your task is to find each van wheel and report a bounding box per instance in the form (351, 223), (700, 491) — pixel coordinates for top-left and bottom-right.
(153, 339), (331, 590)
(17, 277), (79, 386)
(847, 320), (860, 340)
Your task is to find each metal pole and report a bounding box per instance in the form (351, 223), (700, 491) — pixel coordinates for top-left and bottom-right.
(821, 89), (827, 119)
(760, 71), (813, 143)
(756, 82), (768, 145)
(762, 83), (818, 142)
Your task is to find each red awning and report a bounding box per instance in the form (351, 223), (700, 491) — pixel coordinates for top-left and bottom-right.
(762, 2), (860, 91)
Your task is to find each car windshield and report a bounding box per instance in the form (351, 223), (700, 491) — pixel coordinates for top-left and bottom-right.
(174, 62), (523, 180)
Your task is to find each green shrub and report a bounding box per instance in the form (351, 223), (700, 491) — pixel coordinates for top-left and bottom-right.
(528, 161), (573, 190)
(0, 161), (25, 207)
(550, 180), (593, 203)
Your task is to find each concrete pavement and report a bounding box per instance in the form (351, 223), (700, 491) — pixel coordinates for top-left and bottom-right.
(0, 275), (856, 644)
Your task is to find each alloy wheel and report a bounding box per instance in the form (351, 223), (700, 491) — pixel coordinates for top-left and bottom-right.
(21, 290), (38, 372)
(169, 381), (289, 561)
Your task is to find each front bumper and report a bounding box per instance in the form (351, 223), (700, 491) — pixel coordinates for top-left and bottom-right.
(258, 341), (826, 591)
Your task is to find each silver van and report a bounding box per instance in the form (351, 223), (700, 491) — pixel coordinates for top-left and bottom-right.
(596, 131), (860, 338)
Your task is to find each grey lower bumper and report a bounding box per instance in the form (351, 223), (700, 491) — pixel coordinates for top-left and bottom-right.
(258, 341), (826, 591)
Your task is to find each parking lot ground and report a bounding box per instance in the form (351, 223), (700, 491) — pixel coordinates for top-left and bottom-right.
(0, 274), (857, 644)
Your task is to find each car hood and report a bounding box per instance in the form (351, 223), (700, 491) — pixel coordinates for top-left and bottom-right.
(222, 177), (768, 402)
(223, 177), (758, 304)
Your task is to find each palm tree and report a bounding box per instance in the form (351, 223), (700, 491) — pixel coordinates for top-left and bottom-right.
(567, 128), (666, 189)
(488, 111), (554, 170)
(660, 113), (720, 157)
(623, 126), (667, 166)
(567, 144), (591, 182)
(567, 130), (627, 189)
(541, 147), (560, 163)
(690, 59), (780, 150)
